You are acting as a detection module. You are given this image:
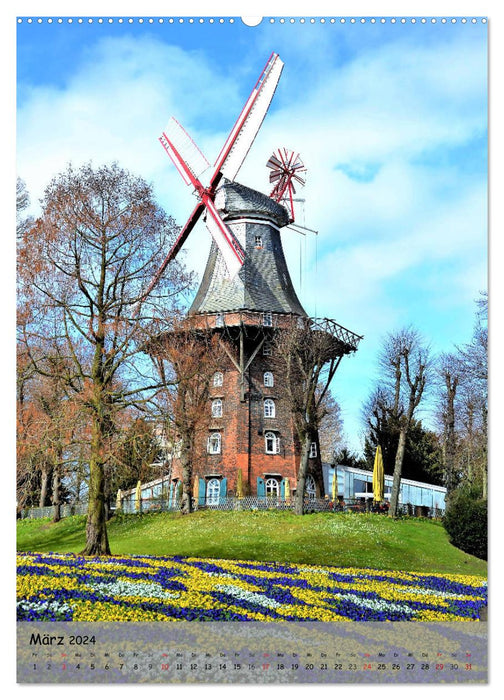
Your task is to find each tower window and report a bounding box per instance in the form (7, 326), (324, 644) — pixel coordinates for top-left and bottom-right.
(309, 442), (317, 458)
(255, 235), (263, 248)
(263, 312), (273, 327)
(264, 399), (276, 418)
(264, 371), (274, 387)
(265, 431), (280, 454)
(207, 433), (221, 454)
(263, 341), (272, 356)
(211, 398), (223, 418)
(213, 371), (223, 387)
(206, 478), (221, 506)
(265, 478), (279, 498)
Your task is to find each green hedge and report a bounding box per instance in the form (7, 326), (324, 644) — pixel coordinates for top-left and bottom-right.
(443, 485), (487, 561)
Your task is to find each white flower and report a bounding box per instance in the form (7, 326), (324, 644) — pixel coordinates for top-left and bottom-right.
(93, 580), (180, 600)
(215, 584), (283, 609)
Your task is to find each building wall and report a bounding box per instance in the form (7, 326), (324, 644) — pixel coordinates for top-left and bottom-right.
(168, 324), (323, 499)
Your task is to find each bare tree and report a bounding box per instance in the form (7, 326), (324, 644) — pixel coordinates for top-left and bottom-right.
(436, 352), (462, 497)
(318, 390), (344, 463)
(16, 177), (34, 240)
(149, 326), (225, 514)
(17, 163), (192, 553)
(274, 320), (349, 515)
(376, 327), (431, 517)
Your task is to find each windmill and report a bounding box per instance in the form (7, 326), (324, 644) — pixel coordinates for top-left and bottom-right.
(143, 53), (284, 299)
(267, 148), (306, 223)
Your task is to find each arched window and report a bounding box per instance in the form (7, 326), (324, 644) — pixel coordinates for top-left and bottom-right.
(264, 371), (274, 387)
(265, 432), (280, 454)
(206, 478), (220, 506)
(213, 371), (223, 387)
(207, 433), (221, 454)
(265, 478), (279, 498)
(211, 398), (223, 418)
(305, 474), (316, 500)
(264, 399), (275, 418)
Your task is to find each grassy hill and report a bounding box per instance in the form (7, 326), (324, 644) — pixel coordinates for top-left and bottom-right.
(17, 510), (486, 576)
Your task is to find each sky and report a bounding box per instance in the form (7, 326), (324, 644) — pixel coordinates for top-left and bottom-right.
(15, 13), (488, 454)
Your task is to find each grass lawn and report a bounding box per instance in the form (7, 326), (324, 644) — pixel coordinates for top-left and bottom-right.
(17, 510), (487, 577)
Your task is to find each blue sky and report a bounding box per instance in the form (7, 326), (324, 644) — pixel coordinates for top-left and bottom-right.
(16, 15), (488, 453)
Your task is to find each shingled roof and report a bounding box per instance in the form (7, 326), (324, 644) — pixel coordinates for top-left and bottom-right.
(189, 181), (307, 317)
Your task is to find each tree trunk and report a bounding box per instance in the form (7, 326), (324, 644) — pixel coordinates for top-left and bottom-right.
(444, 380), (457, 496)
(80, 417), (111, 555)
(389, 427), (407, 517)
(39, 466), (50, 508)
(294, 435), (311, 515)
(52, 466), (61, 523)
(180, 432), (194, 515)
(481, 403), (488, 500)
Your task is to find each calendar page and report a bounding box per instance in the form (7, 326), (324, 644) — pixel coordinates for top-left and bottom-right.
(16, 12), (488, 685)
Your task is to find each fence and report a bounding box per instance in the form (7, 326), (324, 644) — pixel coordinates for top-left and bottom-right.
(19, 497), (444, 519)
(19, 503), (89, 520)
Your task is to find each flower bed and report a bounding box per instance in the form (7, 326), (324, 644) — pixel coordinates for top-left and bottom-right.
(17, 552), (487, 623)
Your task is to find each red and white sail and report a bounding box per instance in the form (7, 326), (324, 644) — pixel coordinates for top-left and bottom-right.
(214, 53), (284, 183)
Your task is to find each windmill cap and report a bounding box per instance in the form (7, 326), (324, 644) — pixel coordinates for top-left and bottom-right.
(215, 179), (290, 228)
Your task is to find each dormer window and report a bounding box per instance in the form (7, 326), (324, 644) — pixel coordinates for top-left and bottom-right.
(255, 235), (263, 248)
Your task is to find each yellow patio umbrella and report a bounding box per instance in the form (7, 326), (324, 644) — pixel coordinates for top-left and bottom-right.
(372, 446), (384, 502)
(115, 489), (122, 512)
(135, 480), (142, 512)
(331, 468), (337, 501)
(284, 477), (290, 501)
(193, 476), (199, 499)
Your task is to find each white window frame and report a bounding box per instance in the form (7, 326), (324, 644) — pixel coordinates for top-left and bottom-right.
(262, 312), (273, 327)
(264, 371), (274, 387)
(207, 432), (221, 454)
(211, 398), (223, 418)
(264, 398), (276, 418)
(263, 341), (272, 356)
(216, 313), (224, 327)
(305, 474), (317, 500)
(213, 371), (223, 387)
(309, 442), (317, 458)
(206, 478), (220, 506)
(265, 478), (279, 498)
(265, 431), (280, 454)
(255, 235), (263, 248)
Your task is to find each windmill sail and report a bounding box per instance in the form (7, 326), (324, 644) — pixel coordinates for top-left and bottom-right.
(214, 53), (284, 183)
(202, 195), (245, 279)
(160, 117), (210, 186)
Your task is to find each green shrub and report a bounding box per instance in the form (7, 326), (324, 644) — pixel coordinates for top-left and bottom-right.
(443, 485), (487, 561)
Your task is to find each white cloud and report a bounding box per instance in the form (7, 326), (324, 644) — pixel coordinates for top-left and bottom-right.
(17, 27), (487, 451)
